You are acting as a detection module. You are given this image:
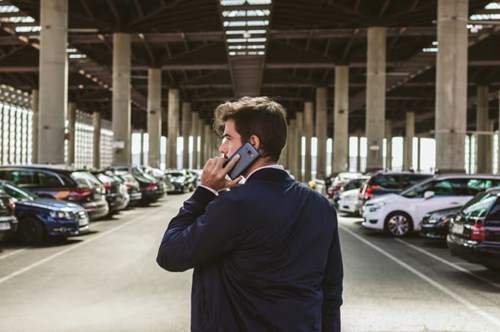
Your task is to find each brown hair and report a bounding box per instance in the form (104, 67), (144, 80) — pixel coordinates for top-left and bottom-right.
(214, 96), (288, 162)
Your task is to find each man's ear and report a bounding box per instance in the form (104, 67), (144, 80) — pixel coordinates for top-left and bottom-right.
(248, 135), (261, 149)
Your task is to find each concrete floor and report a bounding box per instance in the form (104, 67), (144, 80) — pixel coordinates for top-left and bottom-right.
(0, 193), (499, 331)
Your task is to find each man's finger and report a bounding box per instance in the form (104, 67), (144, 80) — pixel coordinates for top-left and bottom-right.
(223, 154), (240, 170)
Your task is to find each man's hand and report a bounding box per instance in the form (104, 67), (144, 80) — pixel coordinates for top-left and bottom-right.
(200, 155), (242, 191)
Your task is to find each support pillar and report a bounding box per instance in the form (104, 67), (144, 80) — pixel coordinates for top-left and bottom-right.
(147, 68), (162, 169)
(167, 89), (179, 169)
(304, 102), (313, 182)
(296, 112), (304, 182)
(289, 118), (298, 177)
(365, 27), (386, 172)
(139, 129), (145, 165)
(385, 120), (392, 171)
(316, 87), (327, 179)
(417, 137), (421, 172)
(357, 130), (363, 172)
(67, 102), (76, 165)
(333, 66), (349, 174)
(191, 112), (199, 169)
(112, 33), (131, 164)
(476, 85), (490, 173)
(32, 89), (39, 163)
(93, 112), (101, 169)
(181, 102), (191, 169)
(404, 112), (415, 171)
(38, 0), (68, 164)
(435, 0), (468, 173)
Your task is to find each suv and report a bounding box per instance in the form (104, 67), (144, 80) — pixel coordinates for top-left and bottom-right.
(362, 174), (500, 237)
(447, 187), (500, 270)
(0, 187), (18, 241)
(358, 171), (432, 214)
(0, 165), (109, 221)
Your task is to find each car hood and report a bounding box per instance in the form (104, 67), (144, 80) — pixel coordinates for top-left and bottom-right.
(16, 198), (83, 211)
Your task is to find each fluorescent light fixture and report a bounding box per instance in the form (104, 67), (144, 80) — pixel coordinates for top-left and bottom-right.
(247, 20), (269, 26)
(66, 48), (78, 53)
(227, 38), (247, 43)
(249, 0), (272, 4)
(229, 51), (237, 56)
(247, 37), (266, 42)
(0, 16), (34, 23)
(485, 2), (500, 9)
(69, 54), (87, 59)
(225, 30), (246, 35)
(221, 0), (245, 6)
(228, 45), (246, 49)
(223, 21), (247, 27)
(432, 41), (438, 46)
(470, 13), (500, 20)
(422, 47), (438, 53)
(15, 26), (40, 33)
(0, 5), (19, 13)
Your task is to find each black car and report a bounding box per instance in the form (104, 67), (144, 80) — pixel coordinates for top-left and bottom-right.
(0, 187), (18, 241)
(420, 206), (461, 240)
(0, 180), (89, 244)
(0, 165), (109, 221)
(115, 172), (142, 208)
(92, 171), (128, 215)
(358, 171), (432, 214)
(447, 188), (500, 270)
(165, 169), (194, 194)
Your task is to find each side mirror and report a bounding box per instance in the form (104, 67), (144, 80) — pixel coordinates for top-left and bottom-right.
(424, 191), (435, 199)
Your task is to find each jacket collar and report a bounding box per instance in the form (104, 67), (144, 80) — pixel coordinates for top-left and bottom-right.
(244, 167), (294, 183)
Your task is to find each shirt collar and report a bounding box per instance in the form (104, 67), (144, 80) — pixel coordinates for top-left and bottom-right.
(243, 164), (285, 183)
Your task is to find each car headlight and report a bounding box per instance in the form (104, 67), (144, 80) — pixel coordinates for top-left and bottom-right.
(372, 201), (385, 208)
(49, 211), (74, 220)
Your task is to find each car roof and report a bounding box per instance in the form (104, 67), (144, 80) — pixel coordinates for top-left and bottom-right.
(431, 173), (500, 180)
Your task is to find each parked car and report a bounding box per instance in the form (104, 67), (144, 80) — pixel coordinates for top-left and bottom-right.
(165, 169), (195, 194)
(114, 172), (142, 208)
(362, 174), (500, 237)
(0, 180), (89, 244)
(420, 206), (461, 240)
(132, 170), (165, 204)
(91, 171), (128, 215)
(448, 187), (500, 270)
(358, 171), (432, 215)
(337, 188), (363, 216)
(326, 172), (363, 199)
(332, 176), (369, 206)
(0, 165), (109, 220)
(0, 187), (18, 241)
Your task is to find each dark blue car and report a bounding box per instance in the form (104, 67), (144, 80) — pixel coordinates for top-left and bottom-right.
(0, 180), (90, 244)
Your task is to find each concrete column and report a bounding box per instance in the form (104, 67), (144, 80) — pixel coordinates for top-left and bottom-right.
(31, 89), (39, 163)
(147, 68), (162, 169)
(385, 120), (392, 171)
(167, 89), (179, 169)
(333, 66), (349, 174)
(435, 0), (468, 173)
(498, 93), (500, 174)
(203, 124), (210, 162)
(356, 130), (363, 172)
(296, 112), (304, 182)
(112, 33), (131, 164)
(289, 119), (298, 177)
(181, 102), (191, 169)
(416, 137), (421, 172)
(304, 102), (313, 182)
(67, 102), (76, 165)
(199, 123), (206, 167)
(93, 112), (101, 169)
(365, 27), (386, 172)
(476, 85), (490, 173)
(38, 0), (68, 164)
(139, 129), (145, 165)
(315, 87), (327, 179)
(404, 112), (415, 171)
(469, 135), (474, 174)
(191, 112), (199, 169)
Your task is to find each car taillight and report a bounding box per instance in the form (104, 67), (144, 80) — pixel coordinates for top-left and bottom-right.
(103, 182), (112, 193)
(147, 183), (158, 191)
(8, 197), (15, 210)
(471, 221), (485, 242)
(70, 187), (93, 200)
(125, 183), (132, 190)
(364, 185), (380, 200)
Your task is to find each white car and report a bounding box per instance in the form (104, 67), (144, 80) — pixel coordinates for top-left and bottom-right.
(362, 174), (500, 237)
(338, 188), (362, 215)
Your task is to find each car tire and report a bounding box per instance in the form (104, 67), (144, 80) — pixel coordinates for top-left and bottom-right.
(384, 211), (413, 237)
(19, 217), (46, 245)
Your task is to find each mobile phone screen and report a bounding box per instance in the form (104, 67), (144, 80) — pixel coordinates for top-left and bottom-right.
(224, 142), (260, 180)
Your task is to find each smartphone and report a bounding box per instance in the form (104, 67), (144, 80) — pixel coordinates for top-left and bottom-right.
(224, 142), (260, 180)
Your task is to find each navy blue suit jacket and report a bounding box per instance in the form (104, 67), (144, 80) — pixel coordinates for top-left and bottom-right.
(157, 168), (343, 331)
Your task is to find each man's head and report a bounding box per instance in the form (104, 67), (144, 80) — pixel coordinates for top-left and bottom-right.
(214, 97), (288, 163)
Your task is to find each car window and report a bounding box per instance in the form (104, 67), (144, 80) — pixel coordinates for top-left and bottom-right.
(431, 180), (454, 196)
(71, 171), (101, 186)
(0, 170), (36, 186)
(461, 191), (497, 219)
(402, 180), (434, 198)
(465, 179), (500, 196)
(372, 174), (400, 189)
(38, 171), (64, 187)
(1, 183), (36, 201)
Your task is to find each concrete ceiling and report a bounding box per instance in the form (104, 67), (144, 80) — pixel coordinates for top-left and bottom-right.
(0, 0), (499, 137)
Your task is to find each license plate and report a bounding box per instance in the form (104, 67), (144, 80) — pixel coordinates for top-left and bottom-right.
(0, 222), (11, 230)
(451, 223), (464, 234)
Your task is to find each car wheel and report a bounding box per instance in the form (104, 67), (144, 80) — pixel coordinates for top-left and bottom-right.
(385, 211), (413, 237)
(19, 217), (46, 245)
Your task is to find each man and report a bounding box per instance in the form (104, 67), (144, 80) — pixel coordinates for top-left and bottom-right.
(157, 97), (343, 331)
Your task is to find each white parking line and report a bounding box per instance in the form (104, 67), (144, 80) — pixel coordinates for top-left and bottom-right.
(395, 238), (500, 291)
(0, 204), (167, 286)
(340, 225), (500, 329)
(0, 248), (28, 261)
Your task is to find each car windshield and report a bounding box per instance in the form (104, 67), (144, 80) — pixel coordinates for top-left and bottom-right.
(460, 191), (498, 219)
(1, 182), (37, 201)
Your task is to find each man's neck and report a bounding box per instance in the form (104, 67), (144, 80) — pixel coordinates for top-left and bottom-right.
(243, 159), (276, 178)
